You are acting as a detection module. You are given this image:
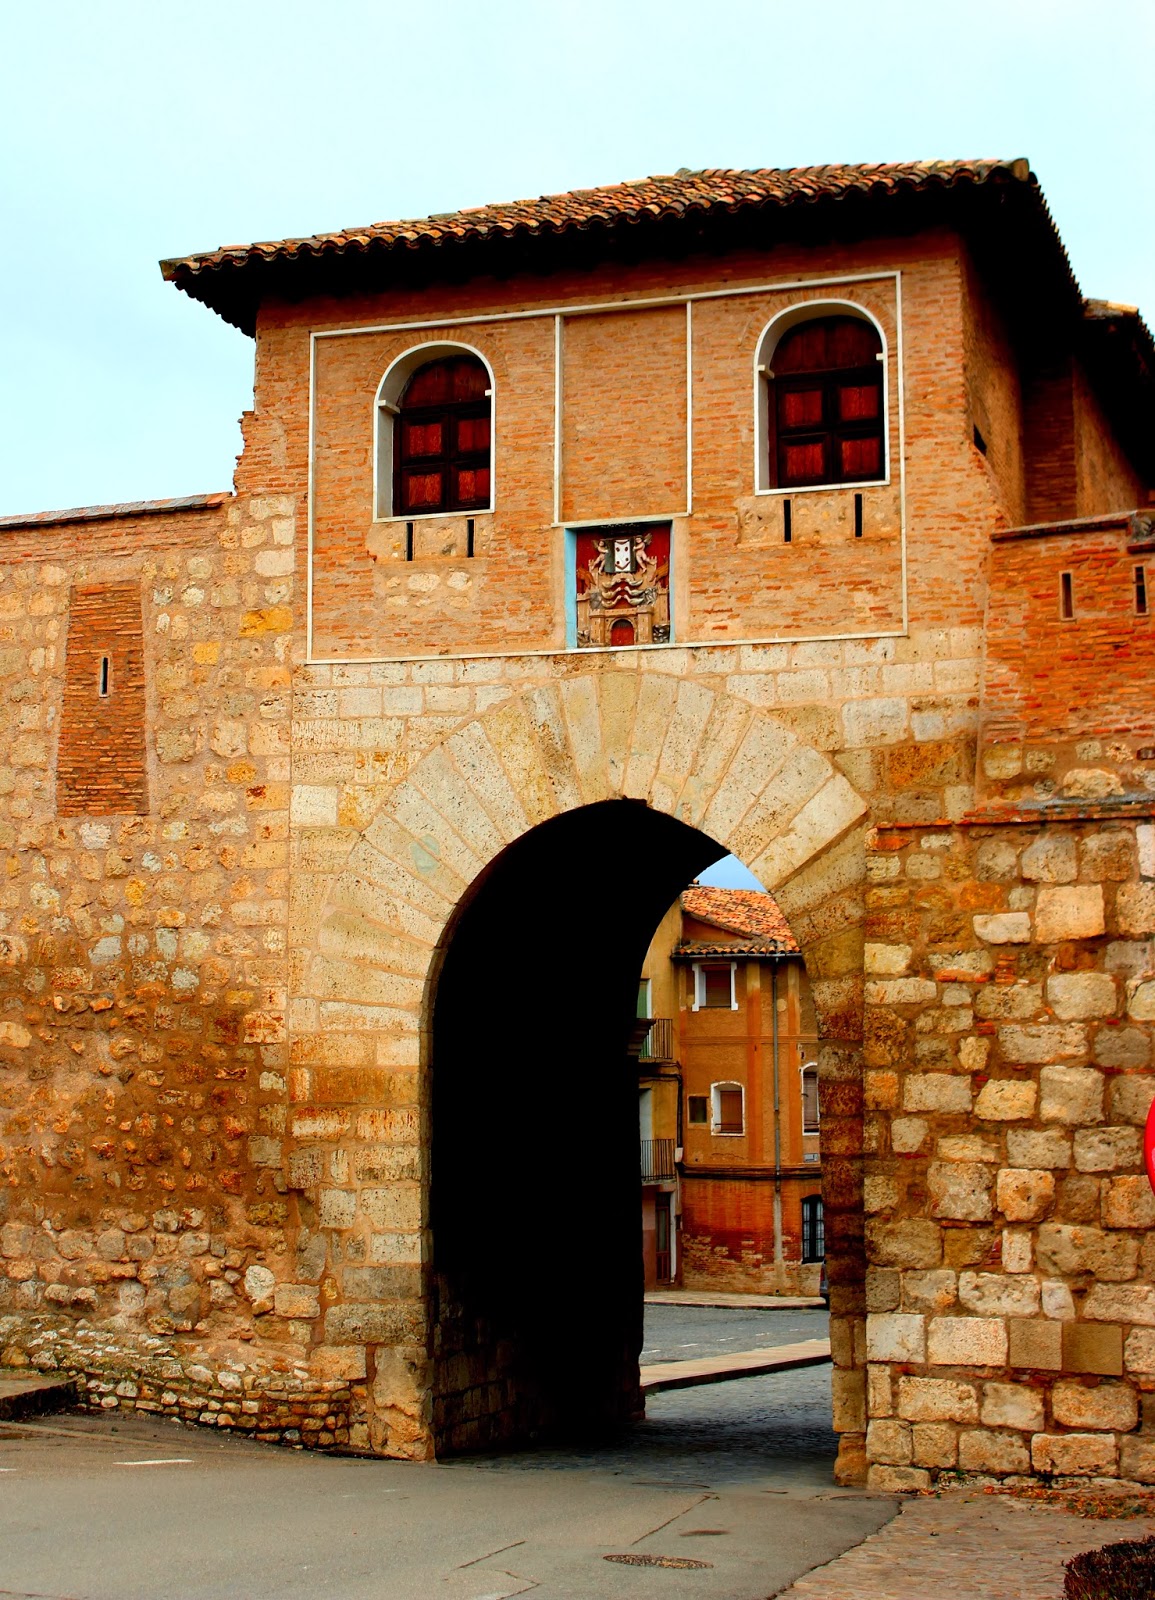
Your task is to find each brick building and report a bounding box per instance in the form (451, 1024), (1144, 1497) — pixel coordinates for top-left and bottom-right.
(638, 884), (823, 1293)
(1, 160), (1154, 1488)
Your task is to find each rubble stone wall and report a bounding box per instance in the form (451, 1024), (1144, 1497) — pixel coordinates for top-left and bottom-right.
(863, 814), (1155, 1487)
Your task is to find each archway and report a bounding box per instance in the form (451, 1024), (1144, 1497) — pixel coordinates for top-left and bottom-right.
(289, 672), (871, 1477)
(430, 801), (725, 1453)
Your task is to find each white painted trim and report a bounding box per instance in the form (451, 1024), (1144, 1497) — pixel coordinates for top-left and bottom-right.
(752, 297), (893, 495)
(305, 268), (907, 665)
(709, 1079), (745, 1136)
(558, 511), (681, 531)
(553, 314), (562, 528)
(371, 340), (496, 521)
(800, 1060), (820, 1134)
(895, 272), (909, 635)
(685, 299), (694, 516)
(307, 269), (902, 341)
(692, 960), (738, 1012)
(306, 331), (316, 662)
(303, 624), (906, 668)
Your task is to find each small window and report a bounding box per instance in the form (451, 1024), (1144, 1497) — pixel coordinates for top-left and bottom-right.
(687, 1095), (709, 1125)
(801, 1063), (820, 1134)
(98, 655), (111, 697)
(1060, 570), (1074, 620)
(801, 1194), (825, 1263)
(392, 354), (491, 516)
(693, 962), (736, 1010)
(712, 1083), (744, 1135)
(767, 316), (884, 489)
(1136, 565), (1148, 616)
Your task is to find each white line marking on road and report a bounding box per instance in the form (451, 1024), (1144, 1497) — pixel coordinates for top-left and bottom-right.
(115, 1458), (194, 1466)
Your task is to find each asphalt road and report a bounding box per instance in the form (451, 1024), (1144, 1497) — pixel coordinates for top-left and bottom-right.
(640, 1303), (829, 1365)
(0, 1307), (891, 1600)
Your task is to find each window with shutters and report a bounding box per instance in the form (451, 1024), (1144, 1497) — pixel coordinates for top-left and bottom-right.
(801, 1063), (820, 1133)
(375, 344), (494, 519)
(711, 1082), (744, 1135)
(755, 307), (887, 492)
(692, 961), (737, 1011)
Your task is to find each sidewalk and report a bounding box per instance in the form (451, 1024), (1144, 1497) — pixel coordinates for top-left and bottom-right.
(644, 1289), (825, 1310)
(778, 1485), (1155, 1600)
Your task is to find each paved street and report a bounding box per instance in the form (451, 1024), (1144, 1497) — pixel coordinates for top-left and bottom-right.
(0, 1304), (892, 1600)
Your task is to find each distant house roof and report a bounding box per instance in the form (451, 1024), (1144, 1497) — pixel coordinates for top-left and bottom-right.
(676, 885), (800, 957)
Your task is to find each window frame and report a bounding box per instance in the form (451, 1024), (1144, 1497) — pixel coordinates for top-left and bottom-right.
(801, 1062), (820, 1134)
(801, 1193), (825, 1263)
(373, 341), (496, 522)
(710, 1081), (745, 1136)
(753, 301), (890, 497)
(686, 1093), (709, 1126)
(691, 960), (738, 1011)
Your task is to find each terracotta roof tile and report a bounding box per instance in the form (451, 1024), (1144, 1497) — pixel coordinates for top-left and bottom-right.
(680, 885), (799, 952)
(162, 161), (1028, 283)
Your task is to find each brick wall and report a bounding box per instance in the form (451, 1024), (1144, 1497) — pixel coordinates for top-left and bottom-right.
(57, 583), (147, 815)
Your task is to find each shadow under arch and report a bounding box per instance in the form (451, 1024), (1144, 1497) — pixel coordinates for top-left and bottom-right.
(431, 799), (731, 1454)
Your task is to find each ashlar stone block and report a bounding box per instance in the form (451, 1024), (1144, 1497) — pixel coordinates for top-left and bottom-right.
(958, 1427), (1031, 1474)
(973, 912), (1031, 945)
(1103, 1176), (1155, 1230)
(995, 1167), (1055, 1222)
(1039, 1066), (1104, 1126)
(897, 1375), (978, 1423)
(1116, 882), (1155, 937)
(1021, 834), (1077, 883)
(912, 1422), (958, 1467)
(903, 1073), (973, 1113)
(1073, 1126), (1143, 1171)
(1008, 1318), (1062, 1371)
(1031, 1432), (1117, 1476)
(976, 1080), (1037, 1121)
(981, 1381), (1044, 1431)
(958, 1270), (1040, 1318)
(865, 1418), (913, 1465)
(866, 1312), (926, 1363)
(1045, 972), (1117, 1021)
(1034, 885), (1105, 942)
(928, 1161), (993, 1221)
(1052, 1380), (1138, 1431)
(927, 1316), (1007, 1367)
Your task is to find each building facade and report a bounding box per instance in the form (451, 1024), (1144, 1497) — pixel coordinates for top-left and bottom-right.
(638, 885), (823, 1294)
(0, 161), (1154, 1488)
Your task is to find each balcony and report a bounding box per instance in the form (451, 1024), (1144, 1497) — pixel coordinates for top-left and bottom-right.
(640, 1137), (677, 1183)
(638, 1017), (675, 1064)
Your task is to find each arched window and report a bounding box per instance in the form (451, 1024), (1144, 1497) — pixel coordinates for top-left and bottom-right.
(801, 1062), (820, 1133)
(390, 353), (492, 516)
(766, 314), (884, 489)
(711, 1081), (744, 1135)
(801, 1194), (825, 1263)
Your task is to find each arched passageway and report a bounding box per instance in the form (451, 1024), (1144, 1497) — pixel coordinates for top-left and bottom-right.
(432, 801), (729, 1453)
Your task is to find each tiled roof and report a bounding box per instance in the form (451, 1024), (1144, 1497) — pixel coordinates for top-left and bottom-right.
(0, 492), (229, 533)
(680, 886), (799, 953)
(160, 160), (1064, 334)
(162, 161), (1029, 282)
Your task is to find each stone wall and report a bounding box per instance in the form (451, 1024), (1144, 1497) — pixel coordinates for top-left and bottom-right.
(862, 814), (1155, 1487)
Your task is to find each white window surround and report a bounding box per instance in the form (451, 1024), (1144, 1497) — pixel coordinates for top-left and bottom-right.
(372, 340), (496, 522)
(801, 1060), (820, 1134)
(753, 299), (891, 497)
(691, 961), (738, 1011)
(710, 1080), (744, 1136)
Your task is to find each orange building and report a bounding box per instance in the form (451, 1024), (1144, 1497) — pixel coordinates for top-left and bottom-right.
(639, 885), (823, 1294)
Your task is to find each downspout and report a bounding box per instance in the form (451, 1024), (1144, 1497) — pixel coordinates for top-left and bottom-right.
(771, 959), (783, 1278)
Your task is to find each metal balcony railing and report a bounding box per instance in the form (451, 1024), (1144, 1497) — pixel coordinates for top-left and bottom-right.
(638, 1017), (675, 1064)
(640, 1137), (677, 1183)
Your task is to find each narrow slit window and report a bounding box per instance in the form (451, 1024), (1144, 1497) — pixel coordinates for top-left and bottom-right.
(1060, 570), (1074, 620)
(98, 656), (110, 697)
(405, 522), (414, 562)
(783, 499), (792, 542)
(854, 492), (863, 538)
(466, 517), (475, 558)
(1136, 565), (1148, 616)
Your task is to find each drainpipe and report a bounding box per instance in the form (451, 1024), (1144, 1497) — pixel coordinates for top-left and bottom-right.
(770, 960), (783, 1277)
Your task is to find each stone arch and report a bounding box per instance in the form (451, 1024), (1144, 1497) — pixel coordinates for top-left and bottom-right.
(286, 670), (870, 1473)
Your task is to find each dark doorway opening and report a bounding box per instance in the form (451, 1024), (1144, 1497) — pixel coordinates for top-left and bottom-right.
(430, 800), (724, 1455)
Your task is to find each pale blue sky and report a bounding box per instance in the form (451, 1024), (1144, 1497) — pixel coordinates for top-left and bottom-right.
(2, 0), (1153, 518)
